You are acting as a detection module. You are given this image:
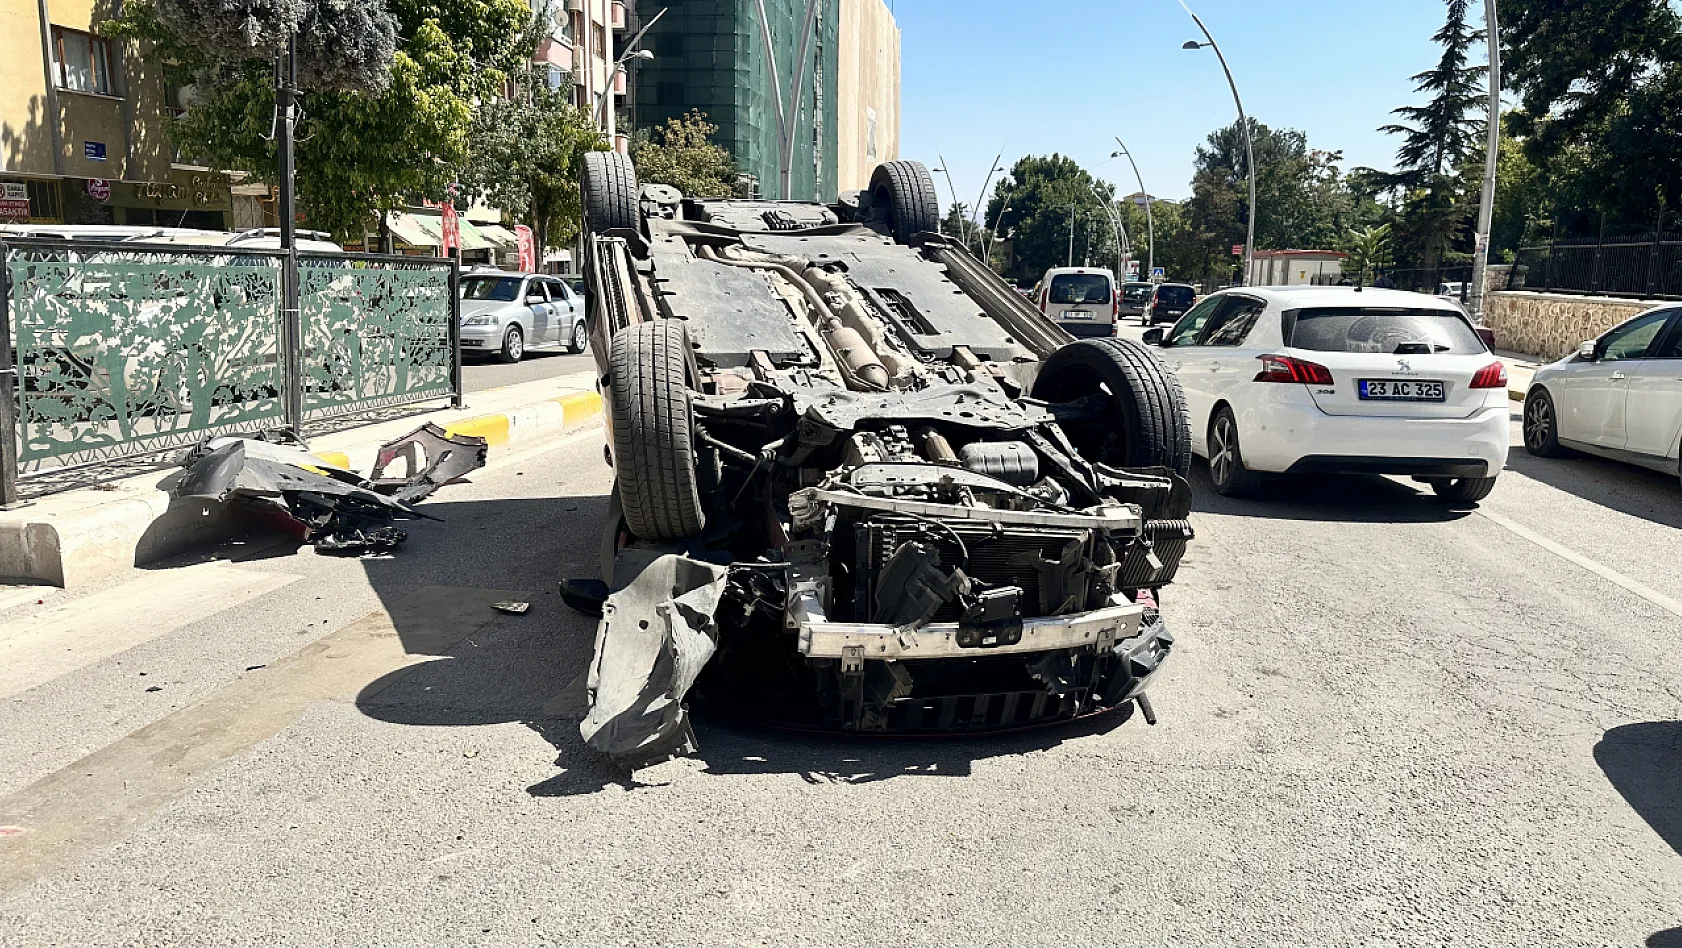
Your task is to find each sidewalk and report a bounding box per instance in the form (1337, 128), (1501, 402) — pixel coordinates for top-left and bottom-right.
(0, 372), (603, 589)
(1497, 349), (1543, 402)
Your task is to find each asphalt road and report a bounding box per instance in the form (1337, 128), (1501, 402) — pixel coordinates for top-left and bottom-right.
(461, 346), (596, 393)
(2, 365), (1681, 945)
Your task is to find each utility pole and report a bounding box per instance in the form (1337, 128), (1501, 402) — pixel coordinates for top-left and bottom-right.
(1469, 0), (1501, 319)
(1066, 205), (1078, 268)
(1182, 3), (1255, 287)
(754, 0), (820, 200)
(276, 33), (302, 431)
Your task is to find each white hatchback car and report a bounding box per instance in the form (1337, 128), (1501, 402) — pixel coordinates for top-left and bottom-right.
(1143, 286), (1511, 501)
(1521, 304), (1682, 484)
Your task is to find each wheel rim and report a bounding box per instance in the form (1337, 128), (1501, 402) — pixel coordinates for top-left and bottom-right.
(507, 329), (523, 359)
(1524, 395), (1551, 449)
(1210, 416), (1235, 486)
(573, 323), (586, 350)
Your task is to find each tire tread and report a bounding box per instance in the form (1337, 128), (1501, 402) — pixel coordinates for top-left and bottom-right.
(608, 321), (706, 540)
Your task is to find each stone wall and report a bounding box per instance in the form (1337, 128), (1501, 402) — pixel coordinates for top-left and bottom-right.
(1484, 291), (1663, 361)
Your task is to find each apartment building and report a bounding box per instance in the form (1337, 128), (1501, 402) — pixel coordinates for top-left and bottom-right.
(533, 0), (634, 153)
(629, 0), (899, 201)
(0, 0), (263, 229)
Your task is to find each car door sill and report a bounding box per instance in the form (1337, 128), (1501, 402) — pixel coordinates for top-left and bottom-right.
(1558, 438), (1677, 474)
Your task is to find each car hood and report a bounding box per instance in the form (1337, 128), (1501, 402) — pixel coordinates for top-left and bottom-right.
(460, 300), (520, 321)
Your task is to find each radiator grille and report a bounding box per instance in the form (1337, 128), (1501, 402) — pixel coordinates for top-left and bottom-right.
(858, 518), (1093, 619)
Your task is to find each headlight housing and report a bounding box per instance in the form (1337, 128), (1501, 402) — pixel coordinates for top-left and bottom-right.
(462, 313), (499, 327)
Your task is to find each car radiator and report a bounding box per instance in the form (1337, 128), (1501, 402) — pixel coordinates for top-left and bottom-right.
(855, 518), (1095, 621)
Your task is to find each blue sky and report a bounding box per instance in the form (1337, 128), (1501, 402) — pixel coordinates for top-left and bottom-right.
(894, 0), (1476, 211)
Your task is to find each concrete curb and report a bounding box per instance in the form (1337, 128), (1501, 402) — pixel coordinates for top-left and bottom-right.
(0, 376), (603, 589)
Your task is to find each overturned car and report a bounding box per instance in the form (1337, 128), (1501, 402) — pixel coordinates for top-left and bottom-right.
(572, 155), (1196, 767)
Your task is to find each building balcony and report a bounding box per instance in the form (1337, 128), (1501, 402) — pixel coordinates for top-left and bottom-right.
(611, 1), (627, 30)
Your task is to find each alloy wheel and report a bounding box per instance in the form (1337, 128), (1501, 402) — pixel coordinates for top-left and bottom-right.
(1210, 416), (1235, 487)
(1524, 395), (1552, 451)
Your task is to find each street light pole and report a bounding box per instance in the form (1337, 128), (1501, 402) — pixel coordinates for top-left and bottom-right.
(1090, 182), (1129, 279)
(971, 151), (1003, 252)
(1066, 204), (1078, 268)
(595, 7), (666, 145)
(985, 198), (1012, 271)
(275, 32), (302, 431)
(1113, 138), (1154, 280)
(753, 0), (820, 199)
(933, 155), (967, 247)
(1182, 5), (1255, 287)
(1469, 0), (1501, 319)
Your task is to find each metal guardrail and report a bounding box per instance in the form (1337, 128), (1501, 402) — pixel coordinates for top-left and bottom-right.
(0, 238), (462, 502)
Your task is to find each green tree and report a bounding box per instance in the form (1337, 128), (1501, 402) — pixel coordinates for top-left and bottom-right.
(630, 111), (741, 200)
(106, 0), (532, 239)
(1502, 0), (1682, 233)
(1378, 0), (1487, 187)
(984, 155), (1119, 282)
(1344, 224), (1393, 281)
(460, 85), (605, 255)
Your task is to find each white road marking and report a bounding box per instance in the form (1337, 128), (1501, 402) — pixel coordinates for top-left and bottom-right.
(0, 563), (300, 700)
(1477, 509), (1682, 619)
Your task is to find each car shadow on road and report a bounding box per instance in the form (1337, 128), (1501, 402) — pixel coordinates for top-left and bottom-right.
(1505, 450), (1682, 530)
(1651, 929), (1682, 948)
(1187, 462), (1474, 524)
(347, 493), (1139, 797)
(1595, 722), (1682, 862)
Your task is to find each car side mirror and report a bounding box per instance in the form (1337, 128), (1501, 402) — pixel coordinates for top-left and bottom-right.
(1142, 327), (1166, 346)
(1577, 339), (1598, 361)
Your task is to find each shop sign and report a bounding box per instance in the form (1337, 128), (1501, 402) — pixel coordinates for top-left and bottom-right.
(441, 202), (460, 253)
(2, 183), (28, 201)
(515, 224), (536, 272)
(84, 141), (107, 161)
(87, 178), (111, 202)
(0, 200), (29, 219)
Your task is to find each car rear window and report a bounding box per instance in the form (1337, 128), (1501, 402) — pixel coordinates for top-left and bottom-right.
(1155, 285), (1194, 306)
(1123, 284), (1153, 303)
(1048, 274), (1112, 305)
(1284, 307), (1487, 355)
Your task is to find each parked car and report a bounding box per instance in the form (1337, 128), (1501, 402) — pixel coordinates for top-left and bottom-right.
(1521, 304), (1682, 485)
(1142, 286), (1510, 502)
(1036, 266), (1118, 337)
(458, 271), (586, 362)
(1145, 283), (1197, 325)
(570, 153), (1193, 767)
(1120, 281), (1155, 320)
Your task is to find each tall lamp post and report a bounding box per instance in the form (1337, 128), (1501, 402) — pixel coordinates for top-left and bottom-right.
(1469, 0), (1501, 319)
(971, 152), (1004, 252)
(1182, 6), (1255, 287)
(985, 199), (1012, 272)
(1112, 138), (1154, 280)
(754, 0), (821, 199)
(933, 156), (967, 246)
(595, 7), (666, 145)
(1089, 182), (1129, 279)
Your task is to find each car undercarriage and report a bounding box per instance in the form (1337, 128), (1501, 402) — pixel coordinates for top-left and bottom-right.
(569, 156), (1197, 768)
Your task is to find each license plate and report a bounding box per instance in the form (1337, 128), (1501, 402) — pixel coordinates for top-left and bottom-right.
(1359, 379), (1445, 401)
(1061, 310), (1093, 320)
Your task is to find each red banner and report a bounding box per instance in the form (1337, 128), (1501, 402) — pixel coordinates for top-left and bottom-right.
(514, 224), (536, 272)
(441, 202), (460, 253)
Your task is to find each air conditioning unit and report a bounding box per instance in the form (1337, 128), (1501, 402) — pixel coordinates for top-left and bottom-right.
(565, 0), (584, 12)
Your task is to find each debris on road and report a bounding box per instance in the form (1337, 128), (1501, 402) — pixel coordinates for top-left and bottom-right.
(492, 601), (531, 615)
(173, 425), (488, 556)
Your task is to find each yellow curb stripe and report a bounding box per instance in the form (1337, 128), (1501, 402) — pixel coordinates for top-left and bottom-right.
(555, 392), (603, 428)
(443, 414), (512, 447)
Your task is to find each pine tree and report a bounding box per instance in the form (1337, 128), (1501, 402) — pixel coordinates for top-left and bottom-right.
(1379, 0), (1487, 186)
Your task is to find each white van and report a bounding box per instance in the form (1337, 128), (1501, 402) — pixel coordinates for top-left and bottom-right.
(1036, 267), (1118, 337)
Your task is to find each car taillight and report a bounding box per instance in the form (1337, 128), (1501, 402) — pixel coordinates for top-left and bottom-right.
(1113, 296), (1119, 318)
(1470, 362), (1508, 389)
(1255, 354), (1334, 385)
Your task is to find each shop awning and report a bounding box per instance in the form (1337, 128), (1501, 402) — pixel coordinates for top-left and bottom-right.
(384, 212), (437, 248)
(475, 224), (519, 247)
(454, 218), (496, 251)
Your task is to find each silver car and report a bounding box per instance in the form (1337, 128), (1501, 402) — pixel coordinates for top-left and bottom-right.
(459, 271), (588, 362)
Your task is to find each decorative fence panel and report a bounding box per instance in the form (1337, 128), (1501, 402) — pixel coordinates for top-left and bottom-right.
(6, 241), (288, 469)
(299, 254), (458, 422)
(0, 239), (460, 488)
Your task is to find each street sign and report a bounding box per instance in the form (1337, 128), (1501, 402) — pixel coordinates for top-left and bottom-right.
(1151, 267), (1166, 279)
(2, 183), (27, 201)
(514, 224), (536, 272)
(83, 141), (106, 161)
(86, 179), (111, 202)
(0, 200), (29, 219)
(1231, 244), (1245, 256)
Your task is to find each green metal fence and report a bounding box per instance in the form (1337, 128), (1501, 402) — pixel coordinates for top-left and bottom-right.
(1, 239), (461, 491)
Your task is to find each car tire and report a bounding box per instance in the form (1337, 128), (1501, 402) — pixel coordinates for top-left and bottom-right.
(1522, 387), (1570, 457)
(1030, 337), (1193, 476)
(869, 160), (939, 245)
(608, 320), (706, 541)
(582, 151), (639, 235)
(497, 325), (524, 364)
(568, 320), (588, 354)
(1206, 407), (1265, 497)
(1431, 476), (1498, 504)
